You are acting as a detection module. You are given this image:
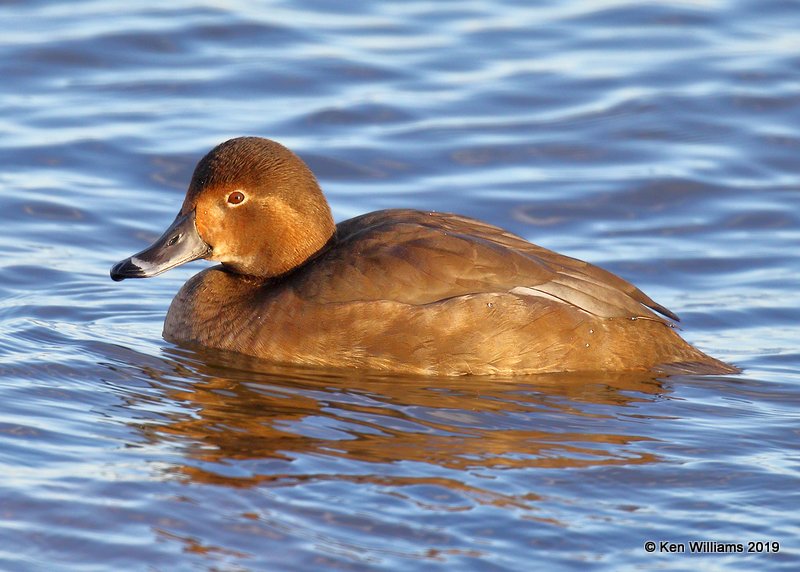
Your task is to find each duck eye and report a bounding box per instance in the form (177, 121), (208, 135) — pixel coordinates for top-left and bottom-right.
(227, 191), (246, 205)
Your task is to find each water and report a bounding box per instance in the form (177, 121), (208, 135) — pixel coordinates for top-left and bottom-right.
(1, 0), (799, 570)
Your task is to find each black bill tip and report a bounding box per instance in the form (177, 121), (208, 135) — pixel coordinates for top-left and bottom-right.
(110, 258), (145, 281)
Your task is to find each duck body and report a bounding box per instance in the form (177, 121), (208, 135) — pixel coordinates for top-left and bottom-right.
(164, 210), (732, 376)
(112, 137), (736, 376)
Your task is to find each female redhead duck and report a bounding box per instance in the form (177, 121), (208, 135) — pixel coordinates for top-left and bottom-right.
(111, 137), (736, 376)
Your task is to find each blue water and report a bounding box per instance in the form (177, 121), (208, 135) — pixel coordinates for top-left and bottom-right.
(1, 1), (799, 570)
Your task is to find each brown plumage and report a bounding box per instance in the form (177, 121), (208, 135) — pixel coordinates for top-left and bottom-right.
(111, 137), (737, 376)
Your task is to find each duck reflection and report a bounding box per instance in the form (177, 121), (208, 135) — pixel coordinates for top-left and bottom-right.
(128, 346), (676, 489)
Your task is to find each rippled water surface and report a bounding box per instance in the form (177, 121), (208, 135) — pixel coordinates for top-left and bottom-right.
(1, 1), (799, 570)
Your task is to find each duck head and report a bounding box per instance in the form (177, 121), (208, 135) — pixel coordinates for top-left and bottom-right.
(110, 137), (335, 281)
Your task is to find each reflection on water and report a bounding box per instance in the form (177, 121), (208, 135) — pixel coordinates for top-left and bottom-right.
(99, 346), (681, 566)
(143, 348), (665, 482)
(100, 347), (784, 570)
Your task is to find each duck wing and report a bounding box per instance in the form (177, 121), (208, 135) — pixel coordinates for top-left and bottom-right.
(291, 209), (678, 324)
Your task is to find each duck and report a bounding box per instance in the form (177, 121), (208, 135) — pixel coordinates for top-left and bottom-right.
(110, 136), (737, 376)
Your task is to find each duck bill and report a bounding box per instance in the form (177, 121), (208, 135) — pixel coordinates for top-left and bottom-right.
(110, 211), (211, 281)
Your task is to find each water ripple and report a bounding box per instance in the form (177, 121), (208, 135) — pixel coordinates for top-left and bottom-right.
(0, 0), (798, 570)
